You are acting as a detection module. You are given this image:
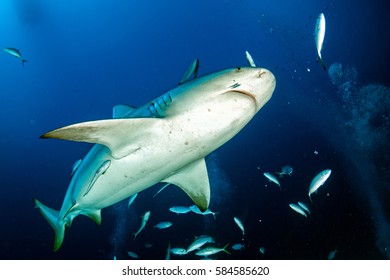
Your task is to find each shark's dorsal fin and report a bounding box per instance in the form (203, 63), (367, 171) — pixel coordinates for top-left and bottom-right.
(113, 105), (138, 118)
(162, 158), (210, 211)
(40, 118), (160, 159)
(179, 58), (199, 85)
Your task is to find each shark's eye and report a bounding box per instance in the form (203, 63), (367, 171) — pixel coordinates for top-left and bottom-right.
(236, 67), (242, 72)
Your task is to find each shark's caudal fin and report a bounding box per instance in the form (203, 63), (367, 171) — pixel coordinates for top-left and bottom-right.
(33, 199), (65, 252)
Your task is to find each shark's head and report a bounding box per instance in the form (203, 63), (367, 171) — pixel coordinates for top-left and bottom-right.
(167, 66), (275, 118)
(222, 67), (276, 113)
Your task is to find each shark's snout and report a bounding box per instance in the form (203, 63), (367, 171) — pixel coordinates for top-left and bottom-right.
(248, 68), (276, 112)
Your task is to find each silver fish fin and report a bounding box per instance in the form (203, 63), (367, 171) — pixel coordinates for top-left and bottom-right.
(40, 118), (161, 159)
(162, 158), (210, 211)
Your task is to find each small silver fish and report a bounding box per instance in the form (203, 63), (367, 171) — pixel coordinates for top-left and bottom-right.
(275, 165), (293, 178)
(231, 243), (245, 250)
(259, 246), (266, 254)
(170, 247), (188, 255)
(195, 244), (230, 257)
(186, 235), (214, 253)
(314, 13), (326, 70)
(127, 251), (139, 259)
(308, 169), (332, 202)
(133, 211), (151, 240)
(127, 193), (138, 209)
(4, 47), (27, 66)
(153, 221), (172, 230)
(263, 172), (281, 188)
(169, 206), (191, 214)
(153, 183), (170, 198)
(245, 50), (256, 67)
(297, 201), (311, 215)
(328, 249), (338, 260)
(234, 217), (245, 238)
(289, 203), (307, 218)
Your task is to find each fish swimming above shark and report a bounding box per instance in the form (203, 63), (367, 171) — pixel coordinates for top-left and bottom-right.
(314, 13), (326, 70)
(245, 50), (256, 67)
(33, 65), (276, 251)
(3, 47), (27, 66)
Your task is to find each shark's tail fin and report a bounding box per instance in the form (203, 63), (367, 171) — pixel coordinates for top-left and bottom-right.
(33, 198), (65, 252)
(22, 59), (27, 66)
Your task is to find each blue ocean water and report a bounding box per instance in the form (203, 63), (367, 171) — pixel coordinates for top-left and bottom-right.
(0, 0), (389, 260)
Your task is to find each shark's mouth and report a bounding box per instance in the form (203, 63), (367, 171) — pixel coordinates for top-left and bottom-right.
(224, 89), (257, 105)
(234, 89), (256, 102)
(226, 82), (257, 102)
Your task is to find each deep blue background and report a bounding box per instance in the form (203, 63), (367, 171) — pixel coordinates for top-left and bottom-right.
(0, 0), (389, 259)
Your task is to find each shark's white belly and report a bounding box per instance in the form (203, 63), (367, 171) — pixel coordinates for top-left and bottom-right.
(69, 92), (256, 210)
(35, 67), (276, 251)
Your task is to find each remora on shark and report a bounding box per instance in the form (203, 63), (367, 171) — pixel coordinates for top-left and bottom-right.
(34, 65), (276, 251)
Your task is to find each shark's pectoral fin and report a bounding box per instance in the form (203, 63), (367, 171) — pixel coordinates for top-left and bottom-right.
(40, 119), (161, 159)
(162, 158), (210, 211)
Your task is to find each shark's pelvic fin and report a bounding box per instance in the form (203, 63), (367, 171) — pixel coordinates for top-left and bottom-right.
(81, 209), (102, 225)
(113, 104), (138, 118)
(33, 199), (65, 252)
(162, 158), (210, 211)
(40, 118), (160, 159)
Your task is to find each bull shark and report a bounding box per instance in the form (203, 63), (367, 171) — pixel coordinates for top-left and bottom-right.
(34, 65), (276, 251)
